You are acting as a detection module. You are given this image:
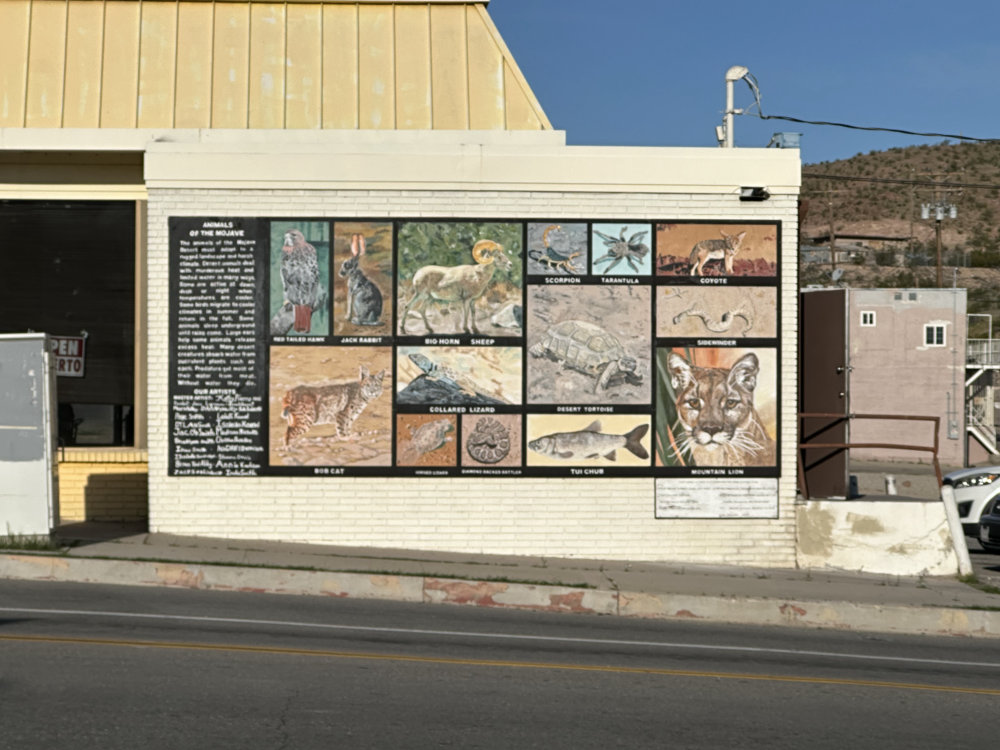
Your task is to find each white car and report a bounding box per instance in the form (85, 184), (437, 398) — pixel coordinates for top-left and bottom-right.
(943, 466), (1000, 536)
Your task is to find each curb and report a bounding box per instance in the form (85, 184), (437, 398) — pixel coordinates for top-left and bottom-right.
(3, 553), (999, 639)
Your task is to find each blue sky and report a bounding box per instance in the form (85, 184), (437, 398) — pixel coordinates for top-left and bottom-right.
(488, 0), (999, 165)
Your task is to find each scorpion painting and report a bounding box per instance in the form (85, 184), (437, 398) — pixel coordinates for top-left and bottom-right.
(527, 222), (587, 276)
(591, 223), (652, 276)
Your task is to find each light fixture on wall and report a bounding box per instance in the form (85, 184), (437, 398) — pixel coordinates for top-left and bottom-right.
(739, 186), (770, 201)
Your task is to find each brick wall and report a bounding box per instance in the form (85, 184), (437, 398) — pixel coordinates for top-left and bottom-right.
(58, 449), (149, 523)
(147, 187), (799, 567)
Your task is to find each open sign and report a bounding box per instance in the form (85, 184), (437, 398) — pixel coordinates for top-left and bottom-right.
(51, 335), (86, 378)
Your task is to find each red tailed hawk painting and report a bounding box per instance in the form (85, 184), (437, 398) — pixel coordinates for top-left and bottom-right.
(281, 229), (321, 333)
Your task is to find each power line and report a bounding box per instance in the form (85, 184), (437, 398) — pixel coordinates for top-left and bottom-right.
(758, 113), (1000, 143)
(803, 171), (1000, 190)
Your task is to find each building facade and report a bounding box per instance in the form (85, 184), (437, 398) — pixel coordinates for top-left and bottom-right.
(2, 0), (806, 567)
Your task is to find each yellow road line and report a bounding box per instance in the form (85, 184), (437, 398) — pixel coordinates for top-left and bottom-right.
(4, 633), (999, 696)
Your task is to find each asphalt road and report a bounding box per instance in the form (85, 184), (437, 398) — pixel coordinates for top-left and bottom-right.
(2, 580), (999, 749)
(968, 536), (1000, 587)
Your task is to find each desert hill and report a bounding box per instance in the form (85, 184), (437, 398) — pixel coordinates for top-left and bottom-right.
(800, 140), (1000, 335)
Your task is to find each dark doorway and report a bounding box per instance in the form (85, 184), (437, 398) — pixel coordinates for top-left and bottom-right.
(799, 289), (849, 498)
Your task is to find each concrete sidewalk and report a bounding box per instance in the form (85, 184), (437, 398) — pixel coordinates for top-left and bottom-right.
(2, 522), (999, 639)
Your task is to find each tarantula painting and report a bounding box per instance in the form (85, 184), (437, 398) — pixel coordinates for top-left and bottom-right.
(593, 227), (650, 274)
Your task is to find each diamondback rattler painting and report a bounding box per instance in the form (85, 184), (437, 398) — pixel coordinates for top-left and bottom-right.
(460, 414), (522, 468)
(268, 346), (392, 467)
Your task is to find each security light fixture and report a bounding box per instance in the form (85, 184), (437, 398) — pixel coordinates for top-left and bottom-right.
(739, 186), (770, 201)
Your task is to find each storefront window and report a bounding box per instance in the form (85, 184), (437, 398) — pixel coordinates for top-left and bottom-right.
(0, 200), (135, 446)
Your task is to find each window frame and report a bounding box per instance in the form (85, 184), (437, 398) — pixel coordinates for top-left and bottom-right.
(923, 323), (946, 347)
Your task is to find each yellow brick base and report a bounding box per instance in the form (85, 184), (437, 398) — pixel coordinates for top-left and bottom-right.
(58, 448), (149, 523)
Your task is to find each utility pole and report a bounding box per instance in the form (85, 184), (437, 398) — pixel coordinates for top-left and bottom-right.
(920, 172), (959, 288)
(922, 185), (957, 288)
(815, 187), (848, 274)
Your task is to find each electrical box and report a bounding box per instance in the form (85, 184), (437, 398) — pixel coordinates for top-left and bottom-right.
(0, 333), (59, 537)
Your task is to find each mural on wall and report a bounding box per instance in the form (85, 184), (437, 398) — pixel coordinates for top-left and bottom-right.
(396, 345), (522, 406)
(655, 347), (777, 469)
(396, 221), (523, 337)
(526, 414), (651, 468)
(655, 223), (777, 277)
(333, 221), (392, 334)
(526, 285), (650, 405)
(168, 217), (780, 480)
(526, 222), (587, 276)
(396, 413), (458, 467)
(461, 414), (522, 468)
(591, 223), (652, 276)
(269, 221), (330, 337)
(268, 345), (392, 467)
(657, 286), (778, 339)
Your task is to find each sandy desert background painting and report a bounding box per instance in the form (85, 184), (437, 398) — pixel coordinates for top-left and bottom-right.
(657, 286), (777, 339)
(268, 345), (392, 467)
(526, 284), (651, 406)
(655, 223), (778, 277)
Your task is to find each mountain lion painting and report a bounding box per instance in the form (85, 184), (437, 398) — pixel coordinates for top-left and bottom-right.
(665, 350), (776, 467)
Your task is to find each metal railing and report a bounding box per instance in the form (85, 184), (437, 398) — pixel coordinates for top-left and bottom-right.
(798, 412), (941, 499)
(967, 338), (1000, 367)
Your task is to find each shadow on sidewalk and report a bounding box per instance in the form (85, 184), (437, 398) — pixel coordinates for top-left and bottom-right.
(55, 521), (148, 547)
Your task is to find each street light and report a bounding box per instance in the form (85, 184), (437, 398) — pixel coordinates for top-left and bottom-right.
(921, 200), (957, 287)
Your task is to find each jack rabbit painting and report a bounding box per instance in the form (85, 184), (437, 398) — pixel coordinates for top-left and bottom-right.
(396, 221), (523, 337)
(333, 221), (392, 335)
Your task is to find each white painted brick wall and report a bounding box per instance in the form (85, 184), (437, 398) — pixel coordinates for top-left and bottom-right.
(148, 188), (798, 567)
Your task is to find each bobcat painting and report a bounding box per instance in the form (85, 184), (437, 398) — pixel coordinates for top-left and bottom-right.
(688, 230), (746, 276)
(665, 351), (775, 467)
(281, 365), (386, 446)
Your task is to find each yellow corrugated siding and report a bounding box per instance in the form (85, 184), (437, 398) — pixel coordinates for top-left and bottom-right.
(137, 1), (178, 127)
(286, 3), (323, 129)
(0, 2), (30, 126)
(466, 4), (504, 130)
(394, 4), (431, 129)
(358, 3), (395, 128)
(25, 0), (66, 127)
(249, 2), (286, 128)
(65, 0), (107, 127)
(175, 1), (214, 128)
(322, 3), (359, 128)
(211, 2), (250, 128)
(429, 4), (468, 129)
(1, 1), (550, 132)
(100, 1), (141, 127)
